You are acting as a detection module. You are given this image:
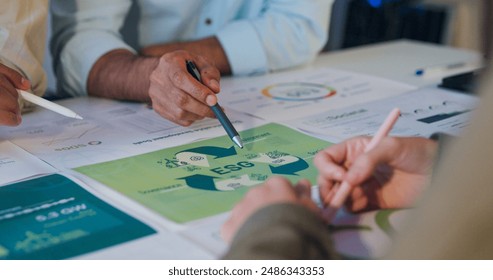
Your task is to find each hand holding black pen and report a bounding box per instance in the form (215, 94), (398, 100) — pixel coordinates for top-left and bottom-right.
(186, 60), (244, 149)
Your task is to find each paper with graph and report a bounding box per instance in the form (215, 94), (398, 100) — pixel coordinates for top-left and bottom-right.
(287, 86), (479, 142)
(74, 123), (331, 223)
(219, 67), (416, 121)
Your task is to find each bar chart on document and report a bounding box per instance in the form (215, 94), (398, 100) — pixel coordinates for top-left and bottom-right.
(219, 67), (417, 121)
(287, 87), (479, 141)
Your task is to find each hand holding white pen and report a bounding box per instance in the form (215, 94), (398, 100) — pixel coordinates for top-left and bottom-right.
(18, 90), (83, 120)
(317, 108), (401, 222)
(0, 65), (80, 125)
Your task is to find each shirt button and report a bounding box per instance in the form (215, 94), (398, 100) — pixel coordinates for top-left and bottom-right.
(205, 18), (212, 25)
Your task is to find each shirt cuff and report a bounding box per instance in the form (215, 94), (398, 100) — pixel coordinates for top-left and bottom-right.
(59, 31), (135, 96)
(216, 21), (268, 76)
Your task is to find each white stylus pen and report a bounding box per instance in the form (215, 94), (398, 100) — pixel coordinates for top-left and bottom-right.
(18, 90), (83, 120)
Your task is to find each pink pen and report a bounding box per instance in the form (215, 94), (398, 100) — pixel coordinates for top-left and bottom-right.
(324, 107), (401, 222)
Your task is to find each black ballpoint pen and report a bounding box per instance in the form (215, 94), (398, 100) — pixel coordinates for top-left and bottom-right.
(186, 60), (244, 149)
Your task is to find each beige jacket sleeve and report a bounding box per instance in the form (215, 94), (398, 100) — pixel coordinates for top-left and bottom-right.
(387, 70), (493, 259)
(223, 203), (339, 260)
(0, 0), (48, 108)
(224, 70), (493, 260)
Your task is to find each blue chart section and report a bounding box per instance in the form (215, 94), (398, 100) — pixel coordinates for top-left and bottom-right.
(0, 174), (155, 259)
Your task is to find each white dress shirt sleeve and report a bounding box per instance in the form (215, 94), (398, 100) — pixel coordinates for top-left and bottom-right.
(51, 0), (135, 96)
(216, 0), (332, 76)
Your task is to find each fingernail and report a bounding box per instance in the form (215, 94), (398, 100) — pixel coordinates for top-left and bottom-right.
(210, 79), (220, 91)
(21, 77), (31, 88)
(206, 95), (217, 106)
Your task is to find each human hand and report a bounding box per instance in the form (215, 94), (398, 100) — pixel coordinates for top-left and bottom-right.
(221, 176), (321, 243)
(314, 137), (438, 213)
(0, 64), (30, 126)
(148, 50), (220, 126)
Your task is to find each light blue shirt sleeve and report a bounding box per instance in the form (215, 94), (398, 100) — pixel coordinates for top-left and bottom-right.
(51, 0), (332, 96)
(51, 0), (135, 97)
(216, 0), (332, 76)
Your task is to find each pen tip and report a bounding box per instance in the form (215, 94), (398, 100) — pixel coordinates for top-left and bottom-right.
(75, 115), (84, 120)
(232, 136), (243, 149)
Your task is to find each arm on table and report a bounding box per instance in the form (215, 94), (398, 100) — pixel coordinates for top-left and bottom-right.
(87, 49), (220, 126)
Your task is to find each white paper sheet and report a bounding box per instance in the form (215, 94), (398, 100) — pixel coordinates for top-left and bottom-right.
(219, 67), (416, 121)
(59, 173), (214, 259)
(0, 141), (56, 186)
(179, 213), (229, 258)
(66, 171), (220, 258)
(0, 97), (266, 169)
(286, 87), (479, 142)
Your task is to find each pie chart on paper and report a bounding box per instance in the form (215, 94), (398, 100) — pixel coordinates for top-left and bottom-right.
(262, 82), (336, 101)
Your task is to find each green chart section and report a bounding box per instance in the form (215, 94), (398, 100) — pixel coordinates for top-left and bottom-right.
(75, 123), (332, 223)
(0, 174), (155, 260)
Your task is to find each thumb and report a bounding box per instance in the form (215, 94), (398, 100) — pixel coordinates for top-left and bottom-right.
(344, 154), (378, 187)
(344, 138), (396, 186)
(0, 65), (31, 90)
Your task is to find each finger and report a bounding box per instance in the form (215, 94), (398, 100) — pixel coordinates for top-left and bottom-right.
(317, 174), (334, 199)
(263, 176), (299, 202)
(170, 68), (217, 106)
(0, 65), (30, 90)
(343, 138), (399, 186)
(314, 151), (347, 182)
(319, 179), (337, 205)
(0, 110), (21, 126)
(194, 55), (221, 93)
(150, 89), (212, 124)
(314, 139), (368, 180)
(265, 176), (293, 190)
(294, 179), (311, 198)
(221, 185), (269, 243)
(316, 173), (332, 189)
(323, 181), (341, 207)
(344, 185), (366, 212)
(0, 75), (21, 100)
(0, 85), (21, 114)
(221, 198), (255, 243)
(175, 91), (216, 119)
(345, 195), (370, 213)
(228, 198), (249, 226)
(348, 185), (366, 203)
(221, 216), (236, 243)
(318, 137), (370, 163)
